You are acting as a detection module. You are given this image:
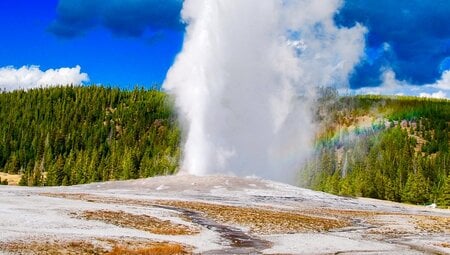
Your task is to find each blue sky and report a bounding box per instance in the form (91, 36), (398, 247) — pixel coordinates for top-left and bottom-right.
(336, 0), (450, 88)
(0, 0), (183, 89)
(0, 0), (449, 96)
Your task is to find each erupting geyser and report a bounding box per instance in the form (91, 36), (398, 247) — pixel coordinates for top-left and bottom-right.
(163, 0), (366, 183)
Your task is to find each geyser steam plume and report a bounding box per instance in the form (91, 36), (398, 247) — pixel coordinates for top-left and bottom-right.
(163, 0), (366, 183)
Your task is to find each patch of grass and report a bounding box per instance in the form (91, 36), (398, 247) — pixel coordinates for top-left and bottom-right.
(75, 210), (198, 235)
(40, 192), (349, 234)
(367, 227), (415, 238)
(313, 208), (450, 237)
(0, 238), (191, 255)
(304, 208), (384, 218)
(0, 240), (106, 255)
(437, 242), (450, 248)
(413, 215), (450, 233)
(107, 243), (187, 255)
(155, 200), (349, 234)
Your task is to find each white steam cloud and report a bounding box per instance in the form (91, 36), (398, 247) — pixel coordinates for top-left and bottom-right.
(163, 0), (366, 182)
(0, 65), (89, 91)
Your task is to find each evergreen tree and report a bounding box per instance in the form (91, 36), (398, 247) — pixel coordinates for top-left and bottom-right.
(437, 174), (450, 208)
(0, 86), (180, 186)
(303, 94), (450, 205)
(401, 172), (430, 204)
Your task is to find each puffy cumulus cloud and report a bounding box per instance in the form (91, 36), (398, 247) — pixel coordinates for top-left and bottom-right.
(430, 70), (450, 91)
(0, 65), (89, 91)
(49, 0), (183, 38)
(336, 0), (450, 88)
(350, 69), (450, 99)
(420, 91), (447, 99)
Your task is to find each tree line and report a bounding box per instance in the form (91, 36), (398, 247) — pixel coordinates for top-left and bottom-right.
(0, 86), (180, 186)
(1, 86), (449, 207)
(301, 94), (450, 208)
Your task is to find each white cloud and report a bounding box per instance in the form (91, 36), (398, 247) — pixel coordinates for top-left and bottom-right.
(428, 70), (450, 91)
(351, 69), (450, 99)
(419, 91), (447, 99)
(0, 65), (89, 91)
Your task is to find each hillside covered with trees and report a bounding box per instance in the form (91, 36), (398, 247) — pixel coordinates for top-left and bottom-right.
(1, 86), (449, 208)
(0, 86), (180, 186)
(301, 92), (450, 208)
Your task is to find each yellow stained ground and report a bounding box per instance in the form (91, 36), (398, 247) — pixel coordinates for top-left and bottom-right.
(0, 172), (21, 185)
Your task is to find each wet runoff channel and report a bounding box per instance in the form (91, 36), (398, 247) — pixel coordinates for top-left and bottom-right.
(153, 205), (272, 254)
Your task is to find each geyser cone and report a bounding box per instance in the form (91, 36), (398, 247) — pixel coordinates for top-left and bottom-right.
(163, 0), (366, 183)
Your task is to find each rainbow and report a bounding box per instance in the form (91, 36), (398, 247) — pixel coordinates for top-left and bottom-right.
(315, 120), (386, 149)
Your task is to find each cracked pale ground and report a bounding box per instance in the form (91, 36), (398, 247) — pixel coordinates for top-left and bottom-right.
(1, 175), (449, 254)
